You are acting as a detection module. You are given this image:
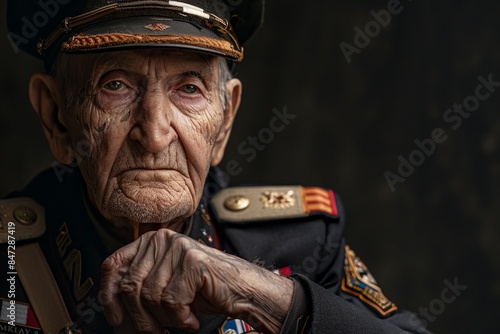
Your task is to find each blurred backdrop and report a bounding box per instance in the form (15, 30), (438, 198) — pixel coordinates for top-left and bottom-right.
(1, 1), (499, 333)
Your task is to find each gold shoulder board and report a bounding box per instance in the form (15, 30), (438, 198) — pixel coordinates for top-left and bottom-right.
(211, 186), (338, 223)
(0, 197), (46, 244)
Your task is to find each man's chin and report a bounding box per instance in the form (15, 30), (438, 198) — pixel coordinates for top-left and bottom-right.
(105, 190), (193, 226)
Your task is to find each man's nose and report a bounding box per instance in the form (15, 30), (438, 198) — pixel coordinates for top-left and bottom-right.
(129, 89), (177, 153)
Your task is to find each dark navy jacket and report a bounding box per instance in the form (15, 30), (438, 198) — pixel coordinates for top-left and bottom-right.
(0, 167), (431, 334)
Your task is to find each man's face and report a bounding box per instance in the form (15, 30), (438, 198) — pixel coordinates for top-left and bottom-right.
(54, 50), (238, 232)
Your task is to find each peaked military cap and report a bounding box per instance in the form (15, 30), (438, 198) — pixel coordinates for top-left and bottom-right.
(7, 0), (264, 70)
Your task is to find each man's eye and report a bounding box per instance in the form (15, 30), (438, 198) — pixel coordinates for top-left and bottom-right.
(181, 84), (199, 94)
(105, 80), (125, 91)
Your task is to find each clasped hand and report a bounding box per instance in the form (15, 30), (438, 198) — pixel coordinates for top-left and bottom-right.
(100, 228), (293, 334)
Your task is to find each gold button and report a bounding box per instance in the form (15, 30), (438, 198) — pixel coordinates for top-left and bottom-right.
(224, 195), (250, 211)
(13, 206), (38, 225)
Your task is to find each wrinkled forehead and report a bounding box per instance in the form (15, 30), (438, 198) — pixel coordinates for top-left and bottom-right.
(80, 49), (218, 74)
(102, 49), (216, 72)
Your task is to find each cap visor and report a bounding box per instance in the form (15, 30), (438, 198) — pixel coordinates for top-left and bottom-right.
(60, 16), (242, 61)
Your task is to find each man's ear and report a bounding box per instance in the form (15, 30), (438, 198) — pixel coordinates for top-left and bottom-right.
(29, 73), (73, 165)
(211, 78), (242, 166)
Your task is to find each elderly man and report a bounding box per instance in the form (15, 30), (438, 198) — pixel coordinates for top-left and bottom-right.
(1, 1), (430, 333)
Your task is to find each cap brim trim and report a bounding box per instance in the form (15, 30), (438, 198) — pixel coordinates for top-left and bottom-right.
(61, 33), (243, 62)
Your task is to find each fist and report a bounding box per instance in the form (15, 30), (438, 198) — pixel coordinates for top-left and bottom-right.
(100, 228), (293, 334)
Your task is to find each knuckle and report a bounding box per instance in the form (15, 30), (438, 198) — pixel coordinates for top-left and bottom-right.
(128, 260), (142, 273)
(97, 289), (113, 306)
(141, 286), (161, 306)
(101, 256), (119, 272)
(159, 295), (192, 328)
(183, 247), (206, 265)
(155, 227), (173, 238)
(160, 292), (180, 310)
(119, 277), (142, 296)
(167, 234), (204, 261)
(169, 232), (191, 247)
(139, 232), (157, 248)
(135, 320), (156, 334)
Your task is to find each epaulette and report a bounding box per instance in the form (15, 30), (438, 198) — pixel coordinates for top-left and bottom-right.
(211, 185), (339, 223)
(0, 197), (46, 244)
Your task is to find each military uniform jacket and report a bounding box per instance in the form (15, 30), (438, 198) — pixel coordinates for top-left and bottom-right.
(0, 167), (431, 334)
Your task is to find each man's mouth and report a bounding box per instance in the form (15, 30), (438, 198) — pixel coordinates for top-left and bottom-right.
(117, 168), (183, 178)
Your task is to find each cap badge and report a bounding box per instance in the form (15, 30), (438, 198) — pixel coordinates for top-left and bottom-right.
(144, 23), (170, 31)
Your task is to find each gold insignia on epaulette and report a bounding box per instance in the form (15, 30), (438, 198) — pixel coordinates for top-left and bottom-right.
(211, 186), (338, 223)
(260, 190), (296, 209)
(341, 245), (398, 317)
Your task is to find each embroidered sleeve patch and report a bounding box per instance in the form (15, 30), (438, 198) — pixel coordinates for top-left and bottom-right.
(341, 245), (398, 317)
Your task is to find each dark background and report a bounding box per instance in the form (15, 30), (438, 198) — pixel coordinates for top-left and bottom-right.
(1, 1), (499, 333)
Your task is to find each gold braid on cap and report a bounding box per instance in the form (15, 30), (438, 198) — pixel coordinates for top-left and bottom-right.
(37, 0), (243, 61)
(61, 33), (243, 61)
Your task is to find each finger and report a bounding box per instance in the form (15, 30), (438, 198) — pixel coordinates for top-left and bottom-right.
(141, 229), (180, 298)
(161, 277), (200, 331)
(101, 236), (147, 326)
(119, 232), (165, 333)
(142, 231), (199, 328)
(157, 246), (208, 331)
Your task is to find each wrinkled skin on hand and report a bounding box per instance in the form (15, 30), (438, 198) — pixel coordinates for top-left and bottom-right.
(100, 229), (293, 334)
